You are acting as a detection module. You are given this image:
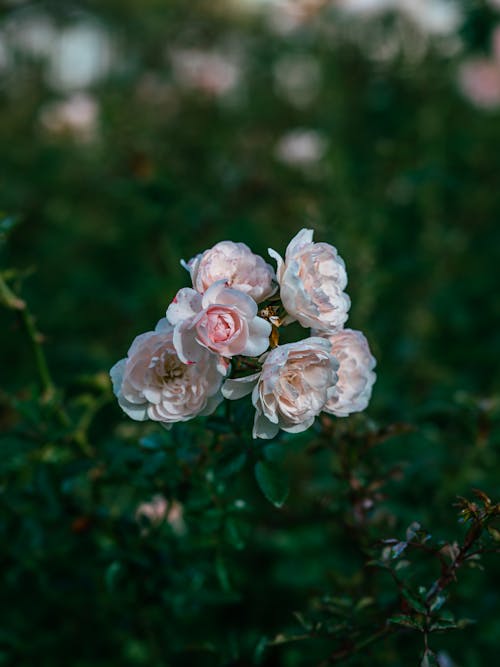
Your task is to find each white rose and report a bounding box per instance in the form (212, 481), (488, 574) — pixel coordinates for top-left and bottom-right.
(222, 337), (338, 439)
(182, 240), (277, 303)
(110, 318), (223, 427)
(269, 228), (350, 332)
(316, 328), (376, 417)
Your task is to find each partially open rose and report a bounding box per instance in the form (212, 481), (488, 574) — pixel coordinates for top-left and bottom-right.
(269, 228), (350, 331)
(167, 281), (272, 369)
(182, 240), (277, 303)
(110, 319), (224, 427)
(222, 337), (338, 439)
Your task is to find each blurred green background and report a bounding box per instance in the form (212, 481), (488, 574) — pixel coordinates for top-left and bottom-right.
(1, 1), (500, 665)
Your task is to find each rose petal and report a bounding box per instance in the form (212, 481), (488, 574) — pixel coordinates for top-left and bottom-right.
(222, 372), (260, 400)
(167, 288), (202, 325)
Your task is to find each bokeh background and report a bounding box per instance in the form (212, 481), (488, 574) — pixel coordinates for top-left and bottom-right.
(1, 1), (500, 665)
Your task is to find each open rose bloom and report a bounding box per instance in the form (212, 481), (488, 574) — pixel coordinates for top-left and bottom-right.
(223, 338), (339, 439)
(269, 229), (350, 331)
(111, 228), (376, 439)
(166, 281), (272, 373)
(316, 328), (377, 417)
(183, 240), (277, 303)
(110, 318), (224, 427)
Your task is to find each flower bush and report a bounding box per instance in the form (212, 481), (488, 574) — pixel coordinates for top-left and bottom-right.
(2, 2), (500, 666)
(111, 229), (376, 440)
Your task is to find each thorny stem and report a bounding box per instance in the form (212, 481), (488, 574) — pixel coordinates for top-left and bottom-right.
(19, 306), (55, 401)
(318, 625), (392, 665)
(72, 392), (112, 456)
(1, 272), (56, 402)
(0, 274), (96, 442)
(425, 504), (500, 603)
(414, 497), (500, 659)
(0, 272), (25, 310)
(17, 303), (73, 431)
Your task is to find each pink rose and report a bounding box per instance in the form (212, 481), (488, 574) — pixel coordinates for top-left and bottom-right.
(109, 318), (224, 427)
(458, 58), (500, 110)
(222, 337), (338, 439)
(183, 240), (277, 303)
(135, 495), (186, 536)
(167, 281), (272, 368)
(316, 328), (376, 417)
(170, 49), (241, 97)
(269, 228), (350, 332)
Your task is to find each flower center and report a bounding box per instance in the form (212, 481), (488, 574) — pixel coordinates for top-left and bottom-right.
(206, 309), (236, 343)
(160, 354), (186, 382)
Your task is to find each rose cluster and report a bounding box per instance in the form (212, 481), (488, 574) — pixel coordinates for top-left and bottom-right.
(110, 229), (376, 439)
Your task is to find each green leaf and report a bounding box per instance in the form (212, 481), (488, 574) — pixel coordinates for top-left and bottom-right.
(263, 443), (287, 463)
(355, 597), (374, 612)
(429, 594), (447, 613)
(429, 611), (474, 633)
(225, 518), (245, 550)
(216, 449), (247, 478)
(254, 460), (290, 508)
(487, 526), (500, 542)
(391, 541), (408, 558)
(388, 615), (424, 631)
(253, 636), (268, 665)
(0, 273), (25, 310)
(0, 216), (19, 238)
(421, 651), (439, 667)
(429, 619), (458, 632)
(406, 521), (421, 541)
(395, 559), (411, 571)
(215, 553), (231, 592)
(140, 433), (166, 449)
(401, 587), (427, 614)
(105, 561), (123, 592)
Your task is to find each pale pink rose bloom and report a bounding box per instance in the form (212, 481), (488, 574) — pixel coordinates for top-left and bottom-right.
(39, 93), (98, 142)
(275, 129), (327, 168)
(223, 337), (338, 439)
(110, 319), (224, 427)
(169, 49), (240, 97)
(167, 282), (272, 369)
(458, 58), (500, 110)
(165, 500), (186, 535)
(135, 494), (168, 529)
(265, 0), (326, 36)
(316, 328), (376, 417)
(135, 495), (186, 536)
(269, 228), (350, 332)
(183, 241), (277, 303)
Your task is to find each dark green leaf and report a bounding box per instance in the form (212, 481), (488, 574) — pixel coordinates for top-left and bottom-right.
(421, 651), (439, 667)
(263, 443), (287, 463)
(429, 594), (447, 613)
(401, 588), (427, 614)
(388, 615), (424, 631)
(105, 561), (123, 592)
(254, 460), (290, 508)
(0, 216), (19, 238)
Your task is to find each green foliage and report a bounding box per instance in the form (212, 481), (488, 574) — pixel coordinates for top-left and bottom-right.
(254, 460), (290, 508)
(1, 1), (500, 665)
